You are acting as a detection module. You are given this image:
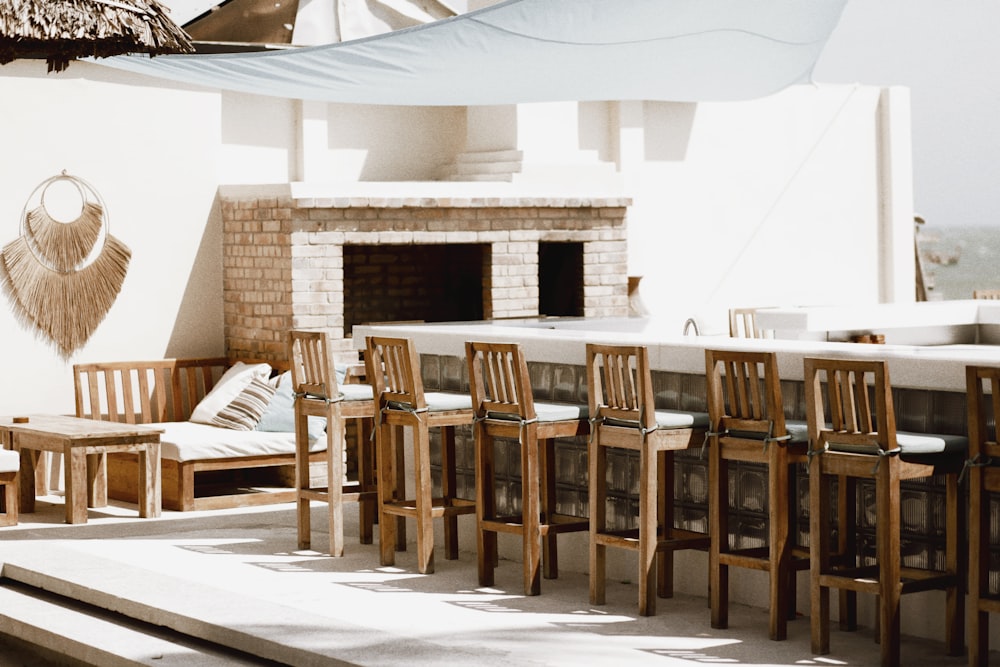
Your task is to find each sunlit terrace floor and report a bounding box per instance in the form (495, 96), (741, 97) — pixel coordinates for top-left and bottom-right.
(0, 495), (980, 667)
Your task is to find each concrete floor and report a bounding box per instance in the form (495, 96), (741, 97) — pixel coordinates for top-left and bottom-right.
(0, 494), (983, 666)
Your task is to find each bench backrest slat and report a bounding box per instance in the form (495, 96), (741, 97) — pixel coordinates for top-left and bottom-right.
(74, 358), (230, 424)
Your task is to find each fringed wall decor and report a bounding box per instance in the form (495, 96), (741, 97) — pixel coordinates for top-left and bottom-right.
(1, 171), (131, 358)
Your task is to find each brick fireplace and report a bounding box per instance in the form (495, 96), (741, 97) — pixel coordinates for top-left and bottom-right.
(219, 185), (632, 363)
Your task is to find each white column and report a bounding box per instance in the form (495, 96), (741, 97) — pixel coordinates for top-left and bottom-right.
(877, 86), (916, 303)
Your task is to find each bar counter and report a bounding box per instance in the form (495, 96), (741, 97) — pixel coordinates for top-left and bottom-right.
(352, 315), (1000, 649)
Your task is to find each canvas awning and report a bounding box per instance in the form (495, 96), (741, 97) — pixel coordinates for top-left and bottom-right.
(98, 0), (848, 105)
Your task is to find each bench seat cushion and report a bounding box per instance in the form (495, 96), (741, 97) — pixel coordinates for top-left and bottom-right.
(0, 449), (18, 473)
(160, 421), (324, 462)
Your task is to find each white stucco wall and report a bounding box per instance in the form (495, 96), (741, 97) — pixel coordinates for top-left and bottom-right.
(617, 84), (902, 336)
(0, 61), (226, 416)
(0, 61), (902, 416)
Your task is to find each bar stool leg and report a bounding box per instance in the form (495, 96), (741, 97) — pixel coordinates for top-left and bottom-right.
(656, 450), (673, 600)
(710, 441), (729, 629)
(638, 439), (656, 616)
(541, 438), (558, 580)
(327, 418), (346, 558)
(475, 422), (497, 587)
(357, 419), (376, 545)
(589, 436), (607, 605)
(377, 419), (398, 567)
(522, 424), (542, 596)
(944, 473), (963, 656)
(876, 460), (901, 667)
(381, 424), (404, 552)
(810, 459), (831, 656)
(414, 424), (435, 574)
(441, 425), (460, 560)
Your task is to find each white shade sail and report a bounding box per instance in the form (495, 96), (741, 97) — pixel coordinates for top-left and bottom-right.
(98, 0), (848, 105)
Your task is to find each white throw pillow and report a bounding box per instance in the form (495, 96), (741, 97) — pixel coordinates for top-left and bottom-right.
(190, 361), (272, 425)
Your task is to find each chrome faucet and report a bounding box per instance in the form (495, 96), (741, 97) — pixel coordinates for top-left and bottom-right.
(683, 317), (700, 336)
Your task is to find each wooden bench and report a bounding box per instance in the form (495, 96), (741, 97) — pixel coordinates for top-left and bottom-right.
(74, 357), (327, 512)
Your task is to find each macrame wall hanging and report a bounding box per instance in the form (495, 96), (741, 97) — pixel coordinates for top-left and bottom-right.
(1, 171), (131, 359)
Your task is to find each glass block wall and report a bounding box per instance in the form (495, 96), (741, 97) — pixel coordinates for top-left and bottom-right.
(418, 353), (968, 575)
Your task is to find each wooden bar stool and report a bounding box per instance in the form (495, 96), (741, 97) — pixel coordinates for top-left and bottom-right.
(466, 341), (589, 596)
(365, 335), (476, 574)
(728, 307), (773, 339)
(705, 348), (809, 640)
(967, 364), (1000, 666)
(0, 448), (19, 526)
(289, 330), (377, 557)
(586, 343), (709, 616)
(804, 357), (966, 667)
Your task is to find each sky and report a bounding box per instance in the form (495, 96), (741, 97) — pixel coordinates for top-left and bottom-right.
(814, 0), (1000, 228)
(161, 0), (1000, 228)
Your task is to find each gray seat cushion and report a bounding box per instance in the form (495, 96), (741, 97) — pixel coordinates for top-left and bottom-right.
(896, 431), (968, 456)
(827, 430), (968, 457)
(339, 383), (374, 402)
(727, 419), (808, 444)
(487, 401), (588, 423)
(606, 409), (709, 430)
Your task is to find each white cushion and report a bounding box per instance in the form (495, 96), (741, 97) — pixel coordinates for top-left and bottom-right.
(0, 449), (18, 473)
(424, 391), (473, 412)
(607, 409), (709, 430)
(826, 430), (968, 457)
(487, 401), (588, 423)
(190, 361), (272, 425)
(896, 431), (968, 456)
(160, 421), (324, 462)
(340, 383), (374, 402)
(726, 419), (809, 443)
(389, 391), (472, 413)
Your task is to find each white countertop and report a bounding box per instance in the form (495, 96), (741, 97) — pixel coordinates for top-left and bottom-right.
(354, 316), (1000, 393)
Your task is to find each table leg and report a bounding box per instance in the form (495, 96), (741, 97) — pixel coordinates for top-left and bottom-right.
(34, 451), (48, 497)
(65, 446), (88, 524)
(17, 443), (36, 514)
(87, 452), (108, 508)
(138, 442), (161, 518)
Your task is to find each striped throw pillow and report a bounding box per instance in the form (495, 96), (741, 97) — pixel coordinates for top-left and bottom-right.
(211, 377), (276, 431)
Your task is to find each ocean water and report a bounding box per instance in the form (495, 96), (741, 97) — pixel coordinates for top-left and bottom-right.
(919, 225), (1000, 301)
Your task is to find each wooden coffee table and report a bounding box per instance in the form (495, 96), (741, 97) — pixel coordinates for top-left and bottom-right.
(0, 415), (163, 524)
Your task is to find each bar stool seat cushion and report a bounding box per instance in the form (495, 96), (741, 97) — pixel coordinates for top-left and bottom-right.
(827, 431), (968, 457)
(897, 431), (968, 456)
(389, 391), (472, 413)
(487, 401), (588, 423)
(339, 383), (375, 402)
(606, 409), (709, 430)
(0, 449), (18, 473)
(726, 419), (809, 444)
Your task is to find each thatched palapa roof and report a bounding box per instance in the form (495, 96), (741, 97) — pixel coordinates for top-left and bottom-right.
(0, 0), (193, 73)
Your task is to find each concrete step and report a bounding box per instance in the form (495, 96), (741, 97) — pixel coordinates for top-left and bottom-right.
(0, 551), (358, 667)
(0, 581), (269, 666)
(0, 542), (488, 667)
